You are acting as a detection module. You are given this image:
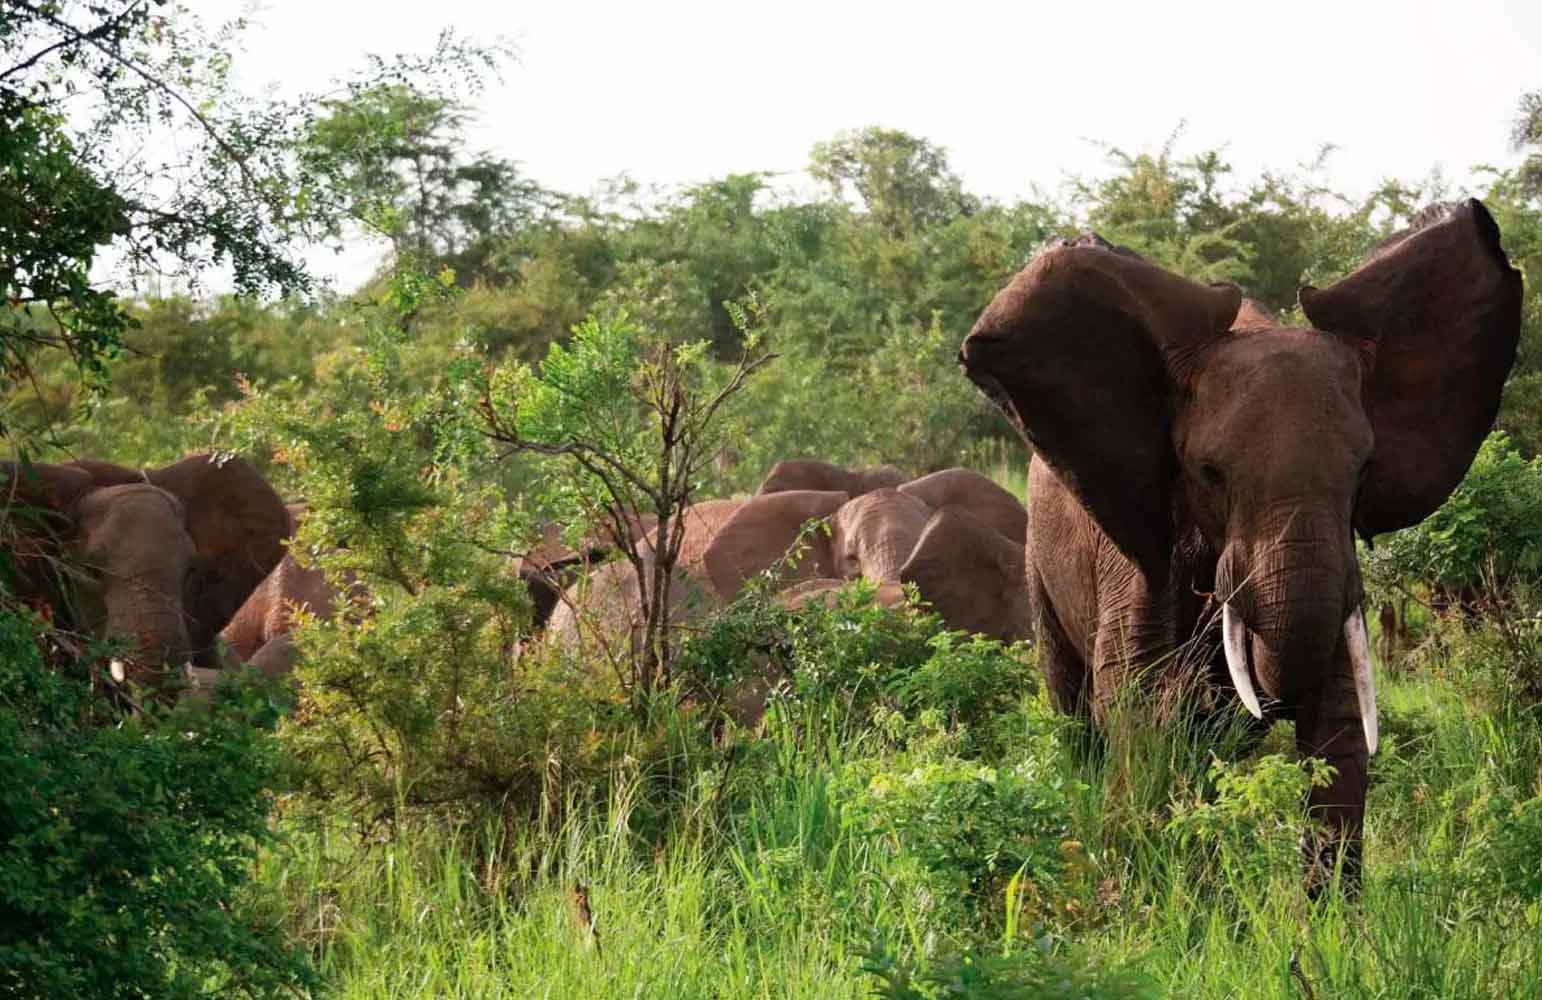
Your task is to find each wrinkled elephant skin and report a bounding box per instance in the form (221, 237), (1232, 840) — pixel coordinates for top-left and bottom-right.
(958, 200), (1522, 886)
(2, 453), (290, 686)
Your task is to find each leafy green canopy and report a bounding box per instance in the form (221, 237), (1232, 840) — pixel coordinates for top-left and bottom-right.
(0, 0), (508, 452)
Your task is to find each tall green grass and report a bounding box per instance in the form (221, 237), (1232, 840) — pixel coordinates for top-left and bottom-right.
(255, 645), (1542, 998)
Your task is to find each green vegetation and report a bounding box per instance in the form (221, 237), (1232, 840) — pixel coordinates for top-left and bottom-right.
(4, 6), (1542, 997)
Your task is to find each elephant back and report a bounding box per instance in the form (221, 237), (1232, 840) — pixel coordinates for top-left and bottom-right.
(756, 459), (907, 497)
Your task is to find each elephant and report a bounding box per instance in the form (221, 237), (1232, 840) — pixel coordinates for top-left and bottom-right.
(218, 551), (338, 682)
(639, 500), (745, 577)
(543, 500), (744, 659)
(957, 199), (1521, 885)
(703, 477), (1029, 641)
(544, 558), (717, 667)
(898, 467), (1027, 543)
(1, 453), (291, 686)
(516, 513), (658, 629)
(756, 459), (908, 497)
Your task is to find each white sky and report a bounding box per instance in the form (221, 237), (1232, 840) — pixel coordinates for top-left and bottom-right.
(207, 0), (1542, 289)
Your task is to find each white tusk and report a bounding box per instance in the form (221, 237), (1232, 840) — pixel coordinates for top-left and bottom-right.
(108, 658), (127, 684)
(1344, 606), (1380, 756)
(1223, 603), (1264, 720)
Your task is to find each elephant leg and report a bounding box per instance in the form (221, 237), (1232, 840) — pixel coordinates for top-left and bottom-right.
(1031, 572), (1090, 717)
(1295, 662), (1369, 895)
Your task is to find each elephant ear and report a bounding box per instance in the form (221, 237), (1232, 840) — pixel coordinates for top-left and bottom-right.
(959, 234), (1242, 576)
(703, 490), (848, 599)
(1300, 199), (1522, 536)
(899, 506), (1027, 641)
(147, 453), (290, 651)
(898, 468), (1027, 543)
(1, 461), (96, 521)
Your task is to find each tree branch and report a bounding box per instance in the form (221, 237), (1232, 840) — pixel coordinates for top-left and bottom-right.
(13, 0), (262, 191)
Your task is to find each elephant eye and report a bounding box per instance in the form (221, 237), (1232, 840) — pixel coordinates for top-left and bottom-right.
(1199, 462), (1226, 488)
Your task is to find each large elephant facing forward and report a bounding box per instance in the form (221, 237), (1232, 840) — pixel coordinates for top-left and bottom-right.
(958, 199), (1521, 882)
(2, 453), (291, 685)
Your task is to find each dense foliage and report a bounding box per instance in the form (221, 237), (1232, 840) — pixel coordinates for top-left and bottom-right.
(0, 609), (309, 999)
(5, 6), (1542, 996)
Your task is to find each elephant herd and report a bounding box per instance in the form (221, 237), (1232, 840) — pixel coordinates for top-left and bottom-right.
(0, 452), (1030, 700)
(3, 197), (1523, 888)
(541, 461), (1031, 668)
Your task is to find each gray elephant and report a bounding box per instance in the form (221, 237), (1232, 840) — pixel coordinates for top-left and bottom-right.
(957, 200), (1521, 883)
(2, 453), (291, 687)
(703, 468), (1029, 641)
(544, 501), (742, 660)
(756, 459), (908, 496)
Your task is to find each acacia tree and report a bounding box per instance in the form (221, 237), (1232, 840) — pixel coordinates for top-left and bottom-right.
(299, 82), (549, 285)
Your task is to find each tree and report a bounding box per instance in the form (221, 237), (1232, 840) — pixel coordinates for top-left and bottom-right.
(302, 83), (547, 285)
(810, 127), (978, 238)
(1512, 90), (1542, 204)
(1, 1), (507, 451)
(477, 310), (772, 696)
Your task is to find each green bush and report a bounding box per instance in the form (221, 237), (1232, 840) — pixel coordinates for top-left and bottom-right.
(1366, 431), (1542, 606)
(839, 752), (1074, 900)
(0, 609), (312, 999)
(1164, 753), (1332, 892)
(679, 578), (1035, 753)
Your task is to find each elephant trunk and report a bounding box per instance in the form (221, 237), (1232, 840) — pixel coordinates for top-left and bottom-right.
(1215, 503), (1365, 709)
(104, 600), (192, 688)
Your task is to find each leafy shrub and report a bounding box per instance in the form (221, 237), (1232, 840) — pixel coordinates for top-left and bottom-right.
(1164, 753), (1332, 891)
(0, 609), (313, 999)
(839, 752), (1075, 901)
(679, 578), (1035, 753)
(1404, 588), (1542, 704)
(1455, 791), (1542, 904)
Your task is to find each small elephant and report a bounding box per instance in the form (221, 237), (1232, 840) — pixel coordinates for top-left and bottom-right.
(516, 513), (658, 629)
(756, 459), (908, 497)
(544, 558), (718, 666)
(703, 476), (1029, 641)
(958, 199), (1521, 884)
(1, 453), (291, 684)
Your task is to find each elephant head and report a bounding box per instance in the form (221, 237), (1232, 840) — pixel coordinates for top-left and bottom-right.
(899, 505), (1026, 640)
(960, 200), (1520, 870)
(756, 459), (908, 496)
(3, 453), (291, 684)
